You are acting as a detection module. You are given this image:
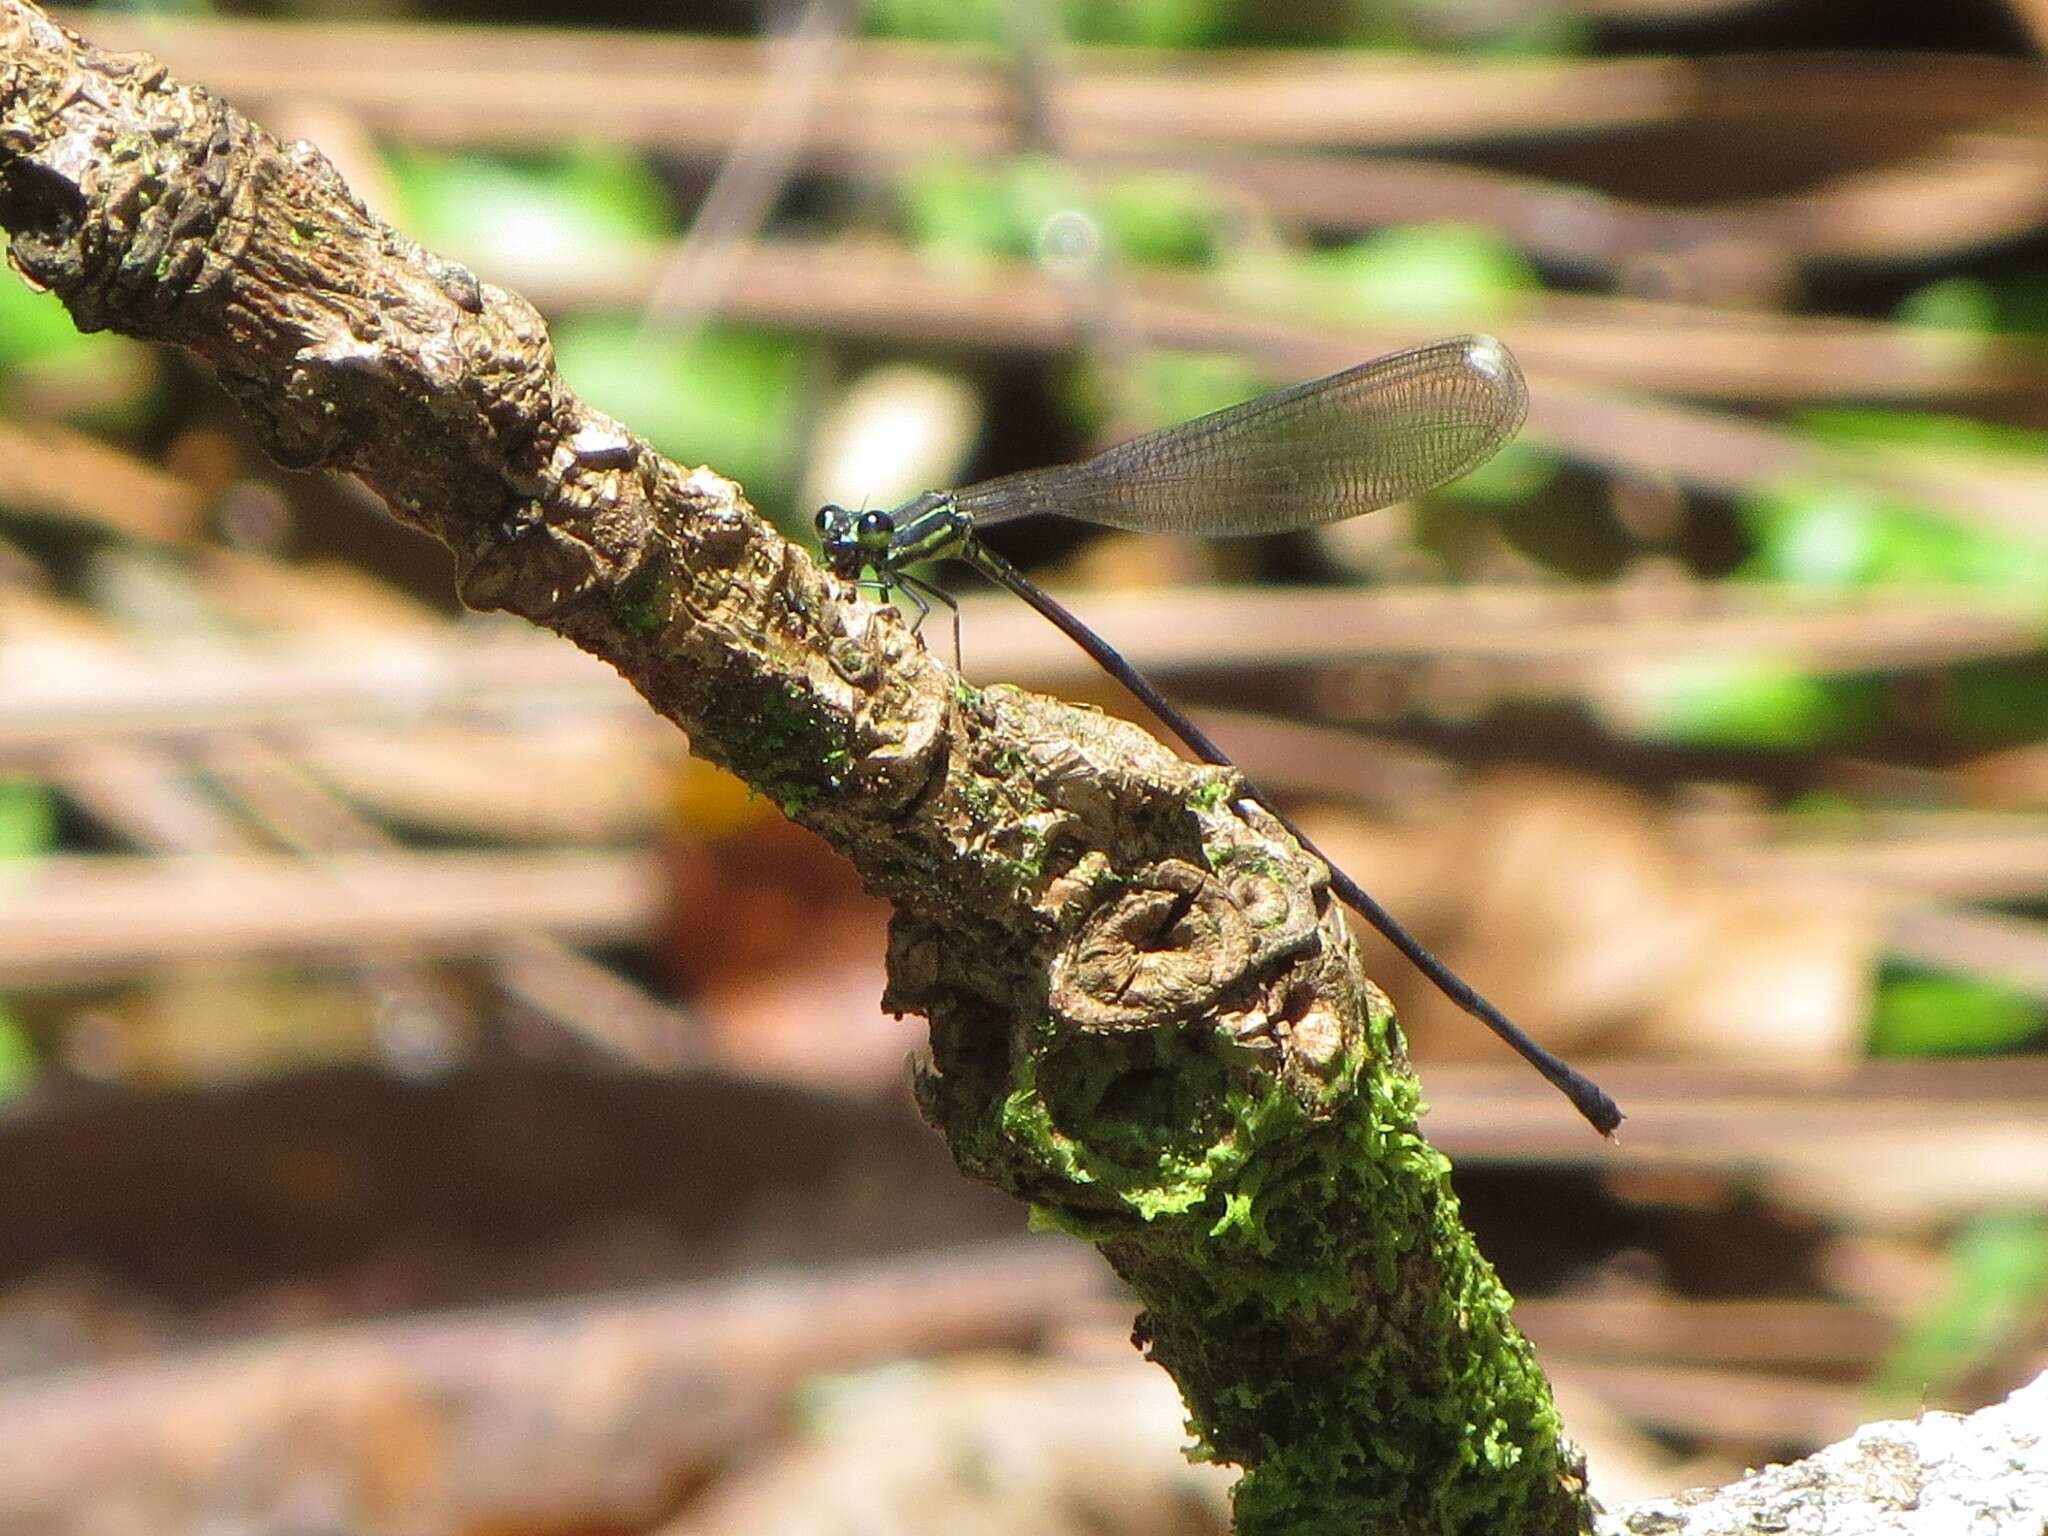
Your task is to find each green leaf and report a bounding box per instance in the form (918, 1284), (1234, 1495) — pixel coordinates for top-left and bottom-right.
(0, 777), (56, 861)
(1439, 440), (1560, 505)
(899, 156), (1088, 264)
(384, 145), (675, 275)
(900, 159), (1028, 262)
(0, 277), (105, 369)
(0, 780), (53, 1111)
(1618, 660), (1880, 749)
(1897, 272), (2048, 336)
(1941, 660), (2048, 743)
(0, 275), (151, 428)
(1337, 0), (1590, 52)
(1749, 414), (2048, 596)
(1870, 972), (2044, 1058)
(867, 0), (1229, 46)
(1802, 407), (2048, 458)
(900, 157), (1217, 267)
(1895, 277), (1997, 334)
(1288, 223), (1539, 327)
(1874, 1209), (2048, 1408)
(1740, 479), (2048, 591)
(552, 319), (803, 500)
(865, 0), (1005, 41)
(0, 1005), (34, 1102)
(1122, 351), (1273, 431)
(1094, 172), (1218, 266)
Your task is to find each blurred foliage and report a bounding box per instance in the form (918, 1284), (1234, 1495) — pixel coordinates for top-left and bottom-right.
(1301, 222), (1539, 325)
(1668, 409), (2048, 749)
(1441, 441), (1564, 508)
(0, 278), (154, 427)
(96, 0), (211, 14)
(1741, 479), (2048, 592)
(1622, 659), (1884, 750)
(553, 317), (806, 500)
(0, 1004), (32, 1103)
(863, 0), (1588, 52)
(1874, 1209), (2048, 1408)
(387, 144), (804, 498)
(0, 278), (102, 371)
(1337, 0), (1589, 54)
(0, 778), (56, 1103)
(387, 144), (676, 275)
(0, 776), (56, 865)
(1054, 349), (1273, 443)
(901, 156), (1219, 267)
(1746, 411), (2048, 601)
(866, 0), (1232, 48)
(1220, 222), (1539, 331)
(1871, 972), (2045, 1058)
(1899, 273), (2048, 336)
(1940, 658), (2048, 745)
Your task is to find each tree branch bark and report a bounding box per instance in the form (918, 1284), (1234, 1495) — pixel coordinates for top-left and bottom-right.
(0, 6), (1590, 1530)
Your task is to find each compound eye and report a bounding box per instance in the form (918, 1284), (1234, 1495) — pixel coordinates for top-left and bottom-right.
(858, 510), (891, 538)
(814, 507), (837, 535)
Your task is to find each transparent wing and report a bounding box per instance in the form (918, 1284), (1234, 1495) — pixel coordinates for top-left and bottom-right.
(954, 335), (1527, 538)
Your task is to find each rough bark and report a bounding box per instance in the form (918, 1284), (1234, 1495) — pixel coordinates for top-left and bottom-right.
(0, 6), (1589, 1530)
(1607, 1373), (2048, 1536)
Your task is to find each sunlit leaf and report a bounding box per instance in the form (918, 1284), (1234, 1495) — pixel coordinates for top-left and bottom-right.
(1094, 172), (1219, 266)
(1760, 415), (2048, 599)
(1440, 440), (1561, 505)
(0, 278), (152, 427)
(1291, 223), (1539, 327)
(385, 145), (675, 276)
(1870, 972), (2044, 1057)
(867, 0), (1230, 46)
(900, 159), (1030, 263)
(0, 1006), (33, 1103)
(1118, 351), (1273, 433)
(0, 277), (106, 368)
(1741, 480), (2048, 591)
(1896, 276), (1997, 333)
(1338, 0), (1591, 52)
(1804, 407), (2048, 458)
(1619, 659), (1880, 748)
(1898, 273), (2048, 335)
(0, 777), (55, 862)
(900, 157), (1216, 266)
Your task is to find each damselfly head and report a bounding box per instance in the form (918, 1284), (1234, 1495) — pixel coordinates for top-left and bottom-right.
(815, 503), (896, 578)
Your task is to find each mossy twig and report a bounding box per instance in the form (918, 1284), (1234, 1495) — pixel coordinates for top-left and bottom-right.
(0, 6), (1591, 1528)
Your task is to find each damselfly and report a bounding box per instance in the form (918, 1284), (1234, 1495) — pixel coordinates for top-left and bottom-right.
(816, 335), (1620, 1134)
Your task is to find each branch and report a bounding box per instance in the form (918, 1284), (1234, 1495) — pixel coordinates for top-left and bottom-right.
(0, 7), (1590, 1530)
(0, 1240), (1109, 1533)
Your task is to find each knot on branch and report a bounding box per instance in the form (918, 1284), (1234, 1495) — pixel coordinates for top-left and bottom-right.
(1049, 854), (1321, 1030)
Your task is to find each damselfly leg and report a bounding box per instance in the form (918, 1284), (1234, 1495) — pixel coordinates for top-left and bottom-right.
(894, 570), (963, 667)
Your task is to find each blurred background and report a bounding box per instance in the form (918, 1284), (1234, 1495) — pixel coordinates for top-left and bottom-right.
(2, 0), (2048, 1530)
